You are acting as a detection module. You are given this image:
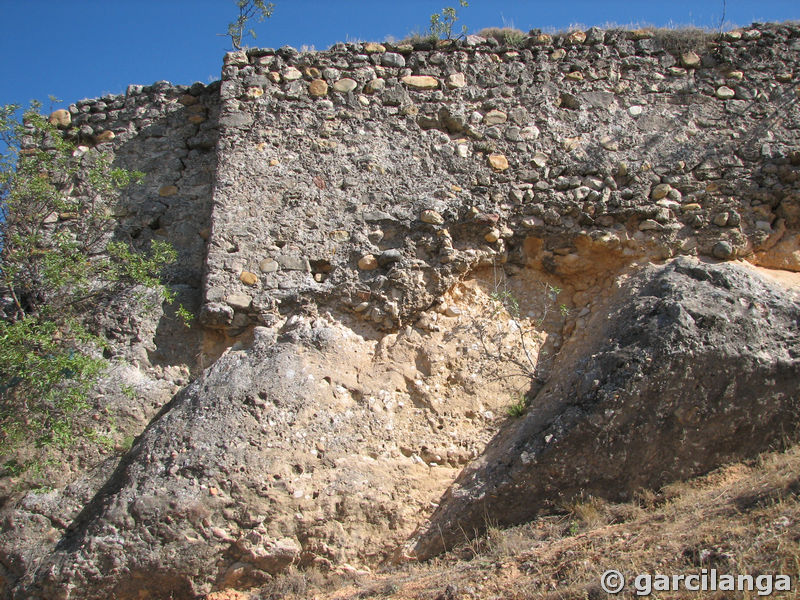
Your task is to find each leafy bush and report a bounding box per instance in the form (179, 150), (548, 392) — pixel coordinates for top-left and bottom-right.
(0, 101), (177, 469)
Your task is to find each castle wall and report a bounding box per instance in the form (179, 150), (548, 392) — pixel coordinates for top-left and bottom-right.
(200, 24), (800, 334)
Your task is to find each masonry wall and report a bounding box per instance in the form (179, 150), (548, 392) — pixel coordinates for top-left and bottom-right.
(199, 23), (800, 335)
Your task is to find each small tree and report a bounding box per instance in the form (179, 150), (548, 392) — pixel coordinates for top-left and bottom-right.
(429, 0), (469, 40)
(0, 102), (177, 469)
(224, 0), (276, 50)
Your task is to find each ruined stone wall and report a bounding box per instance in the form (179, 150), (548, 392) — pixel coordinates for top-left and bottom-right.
(61, 80), (221, 366)
(199, 23), (800, 336)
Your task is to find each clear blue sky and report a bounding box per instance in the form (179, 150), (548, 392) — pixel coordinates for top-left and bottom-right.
(0, 1), (798, 111)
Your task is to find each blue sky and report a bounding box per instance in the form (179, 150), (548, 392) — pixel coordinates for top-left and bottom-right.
(0, 1), (798, 111)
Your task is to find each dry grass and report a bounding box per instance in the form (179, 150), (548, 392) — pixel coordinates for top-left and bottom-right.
(242, 442), (800, 599)
(477, 27), (527, 47)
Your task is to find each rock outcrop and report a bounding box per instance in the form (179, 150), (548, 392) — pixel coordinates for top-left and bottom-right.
(410, 257), (800, 559)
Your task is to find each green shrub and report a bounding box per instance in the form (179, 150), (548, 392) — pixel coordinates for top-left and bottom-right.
(0, 101), (177, 470)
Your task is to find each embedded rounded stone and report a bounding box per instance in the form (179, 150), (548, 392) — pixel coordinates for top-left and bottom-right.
(381, 52), (406, 68)
(363, 42), (386, 54)
(308, 79), (328, 97)
(226, 293), (253, 311)
(329, 229), (350, 241)
(246, 87), (264, 98)
(567, 30), (587, 44)
(333, 78), (358, 93)
(48, 109), (71, 128)
(488, 154), (509, 171)
(681, 51), (701, 68)
(158, 185), (178, 197)
(484, 229), (500, 243)
(94, 130), (115, 143)
(283, 67), (302, 81)
(240, 271), (259, 286)
(651, 183), (672, 200)
(483, 109), (507, 125)
(259, 259), (279, 273)
(446, 73), (467, 89)
(401, 75), (439, 90)
(716, 86), (736, 99)
(420, 210), (444, 225)
(712, 240), (734, 259)
(639, 219), (660, 231)
(358, 254), (379, 270)
(364, 78), (385, 94)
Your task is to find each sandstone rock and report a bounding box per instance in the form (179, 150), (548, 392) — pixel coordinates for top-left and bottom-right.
(420, 209), (444, 225)
(401, 75), (439, 90)
(363, 42), (386, 54)
(483, 109), (508, 125)
(239, 271), (259, 286)
(567, 30), (587, 44)
(48, 109), (71, 128)
(94, 130), (115, 143)
(639, 219), (661, 231)
(308, 79), (329, 97)
(357, 254), (378, 270)
(488, 154), (509, 171)
(484, 228), (500, 243)
(411, 259), (800, 559)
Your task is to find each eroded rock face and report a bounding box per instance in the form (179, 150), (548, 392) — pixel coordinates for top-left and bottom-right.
(410, 258), (800, 559)
(18, 303), (533, 599)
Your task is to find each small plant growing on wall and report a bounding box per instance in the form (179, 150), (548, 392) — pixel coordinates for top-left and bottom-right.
(224, 0), (276, 50)
(429, 0), (469, 40)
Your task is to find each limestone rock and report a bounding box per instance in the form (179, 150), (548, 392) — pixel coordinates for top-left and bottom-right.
(333, 78), (357, 93)
(716, 86), (736, 99)
(401, 75), (439, 90)
(381, 52), (406, 68)
(446, 73), (467, 89)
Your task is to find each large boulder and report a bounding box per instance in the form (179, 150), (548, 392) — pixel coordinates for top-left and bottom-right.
(410, 258), (800, 559)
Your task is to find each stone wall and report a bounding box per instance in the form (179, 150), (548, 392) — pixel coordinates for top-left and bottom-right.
(199, 23), (800, 336)
(60, 80), (221, 365)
